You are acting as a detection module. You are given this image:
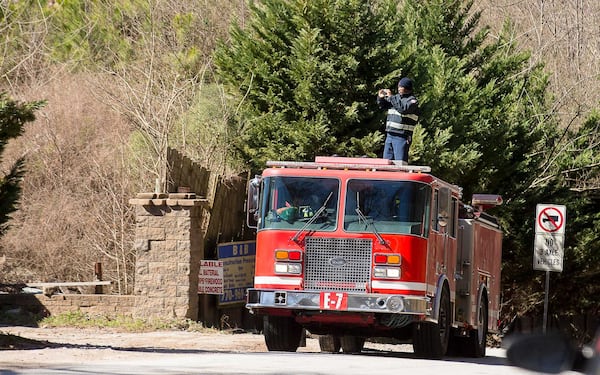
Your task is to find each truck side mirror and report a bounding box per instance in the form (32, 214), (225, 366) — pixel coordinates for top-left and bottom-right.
(438, 211), (448, 228)
(437, 187), (450, 229)
(246, 176), (261, 228)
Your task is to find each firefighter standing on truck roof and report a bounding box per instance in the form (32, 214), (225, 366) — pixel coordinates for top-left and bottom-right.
(377, 77), (420, 163)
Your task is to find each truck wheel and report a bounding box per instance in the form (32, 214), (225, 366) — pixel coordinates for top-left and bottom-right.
(263, 315), (302, 352)
(340, 335), (365, 354)
(464, 295), (488, 357)
(318, 335), (341, 353)
(413, 285), (451, 359)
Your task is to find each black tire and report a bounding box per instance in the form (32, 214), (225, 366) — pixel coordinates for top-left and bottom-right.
(263, 315), (302, 352)
(446, 329), (463, 357)
(318, 335), (341, 353)
(464, 294), (488, 358)
(413, 285), (451, 359)
(340, 335), (365, 354)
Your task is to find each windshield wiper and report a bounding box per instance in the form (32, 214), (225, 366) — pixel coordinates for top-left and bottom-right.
(355, 206), (386, 245)
(292, 192), (333, 242)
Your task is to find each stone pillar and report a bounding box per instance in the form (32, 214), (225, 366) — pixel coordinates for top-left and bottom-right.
(129, 193), (208, 320)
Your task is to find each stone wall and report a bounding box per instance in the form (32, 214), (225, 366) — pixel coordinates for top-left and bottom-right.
(129, 193), (208, 320)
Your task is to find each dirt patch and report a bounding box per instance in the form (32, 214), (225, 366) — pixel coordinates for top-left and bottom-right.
(0, 326), (281, 368)
(0, 326), (270, 351)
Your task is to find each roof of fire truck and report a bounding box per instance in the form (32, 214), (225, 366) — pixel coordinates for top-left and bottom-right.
(267, 156), (432, 173)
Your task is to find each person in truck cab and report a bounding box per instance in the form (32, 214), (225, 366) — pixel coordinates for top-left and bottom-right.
(377, 77), (420, 163)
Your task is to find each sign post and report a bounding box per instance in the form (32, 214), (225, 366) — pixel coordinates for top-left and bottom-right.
(534, 204), (566, 333)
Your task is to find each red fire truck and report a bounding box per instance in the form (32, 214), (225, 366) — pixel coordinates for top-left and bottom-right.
(245, 156), (502, 358)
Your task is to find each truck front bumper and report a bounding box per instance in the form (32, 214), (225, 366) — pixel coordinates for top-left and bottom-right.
(246, 288), (430, 315)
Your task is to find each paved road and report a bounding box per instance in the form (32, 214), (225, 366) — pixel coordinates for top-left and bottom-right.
(1, 346), (536, 375)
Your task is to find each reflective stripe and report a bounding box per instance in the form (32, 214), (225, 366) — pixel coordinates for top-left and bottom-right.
(388, 109), (419, 123)
(254, 276), (302, 286)
(371, 280), (427, 291)
(386, 108), (418, 133)
(386, 121), (416, 132)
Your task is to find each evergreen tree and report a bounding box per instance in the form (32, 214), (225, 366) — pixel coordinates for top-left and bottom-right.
(525, 112), (600, 315)
(214, 0), (399, 170)
(395, 0), (558, 201)
(0, 93), (44, 235)
(214, 0), (558, 193)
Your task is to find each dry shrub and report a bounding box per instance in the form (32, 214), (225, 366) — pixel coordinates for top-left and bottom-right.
(0, 70), (140, 293)
(0, 0), (249, 291)
(476, 0), (600, 128)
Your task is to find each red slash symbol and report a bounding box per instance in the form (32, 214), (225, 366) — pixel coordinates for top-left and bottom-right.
(538, 207), (563, 232)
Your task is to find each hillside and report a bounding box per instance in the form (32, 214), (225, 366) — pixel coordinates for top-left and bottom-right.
(0, 0), (598, 328)
(478, 0), (600, 128)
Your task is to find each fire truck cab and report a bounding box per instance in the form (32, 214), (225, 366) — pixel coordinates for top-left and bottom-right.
(246, 156), (502, 358)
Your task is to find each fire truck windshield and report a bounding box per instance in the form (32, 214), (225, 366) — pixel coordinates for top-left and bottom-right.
(260, 176), (340, 231)
(344, 179), (431, 236)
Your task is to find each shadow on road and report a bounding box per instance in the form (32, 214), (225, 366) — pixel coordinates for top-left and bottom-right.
(356, 347), (509, 368)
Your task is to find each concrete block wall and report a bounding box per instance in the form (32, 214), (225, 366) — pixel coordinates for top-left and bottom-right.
(129, 193), (208, 320)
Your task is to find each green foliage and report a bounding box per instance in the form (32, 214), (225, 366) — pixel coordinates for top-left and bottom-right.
(40, 310), (212, 332)
(0, 0), (37, 81)
(546, 113), (600, 312)
(215, 0), (398, 171)
(0, 93), (44, 234)
(169, 83), (246, 173)
(0, 1), (210, 79)
(494, 111), (600, 316)
(44, 0), (140, 68)
(214, 0), (558, 196)
(397, 1), (557, 202)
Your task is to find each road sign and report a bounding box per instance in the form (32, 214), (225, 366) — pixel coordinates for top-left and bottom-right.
(533, 232), (564, 272)
(535, 204), (566, 234)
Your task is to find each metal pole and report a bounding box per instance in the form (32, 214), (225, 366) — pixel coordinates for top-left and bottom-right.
(543, 270), (550, 333)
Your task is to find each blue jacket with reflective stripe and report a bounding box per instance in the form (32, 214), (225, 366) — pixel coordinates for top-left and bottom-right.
(377, 93), (420, 136)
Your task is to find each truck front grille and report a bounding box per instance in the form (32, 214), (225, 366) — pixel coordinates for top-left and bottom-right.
(304, 237), (372, 292)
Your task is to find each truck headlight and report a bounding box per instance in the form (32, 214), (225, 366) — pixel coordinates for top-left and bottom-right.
(275, 262), (302, 275)
(374, 266), (401, 279)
